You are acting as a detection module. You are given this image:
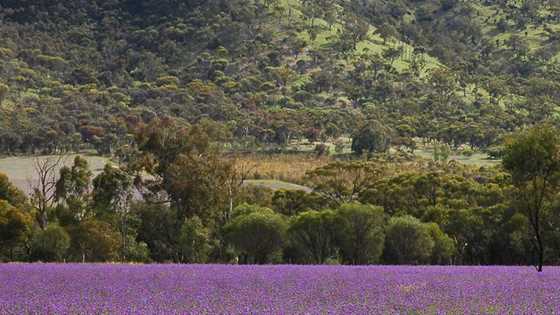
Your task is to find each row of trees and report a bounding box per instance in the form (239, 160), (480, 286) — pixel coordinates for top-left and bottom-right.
(225, 203), (453, 265)
(1, 121), (559, 271)
(0, 164), (454, 265)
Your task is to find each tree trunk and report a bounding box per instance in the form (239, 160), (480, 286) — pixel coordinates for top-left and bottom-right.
(536, 226), (544, 272)
(538, 248), (544, 272)
(533, 208), (544, 272)
(38, 210), (48, 230)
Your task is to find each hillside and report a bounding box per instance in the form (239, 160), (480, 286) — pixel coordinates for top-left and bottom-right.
(0, 0), (559, 154)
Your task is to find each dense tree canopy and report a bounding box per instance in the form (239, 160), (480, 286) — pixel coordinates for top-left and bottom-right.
(0, 0), (559, 154)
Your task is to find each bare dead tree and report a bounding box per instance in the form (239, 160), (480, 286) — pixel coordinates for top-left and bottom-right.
(115, 187), (133, 262)
(28, 156), (64, 229)
(225, 157), (257, 222)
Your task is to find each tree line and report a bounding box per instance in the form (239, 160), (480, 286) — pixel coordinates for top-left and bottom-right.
(1, 120), (559, 271)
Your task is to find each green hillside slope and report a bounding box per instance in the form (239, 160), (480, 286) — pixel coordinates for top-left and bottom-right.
(0, 0), (559, 154)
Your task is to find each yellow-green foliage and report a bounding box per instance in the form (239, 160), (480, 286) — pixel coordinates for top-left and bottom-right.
(0, 83), (9, 105)
(156, 84), (179, 93)
(36, 54), (68, 70)
(0, 47), (15, 59)
(187, 80), (219, 97)
(156, 75), (180, 86)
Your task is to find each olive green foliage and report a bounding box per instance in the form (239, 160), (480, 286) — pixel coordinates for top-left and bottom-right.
(122, 236), (151, 263)
(92, 164), (133, 213)
(0, 82), (8, 105)
(134, 119), (233, 224)
(502, 124), (560, 272)
(334, 203), (385, 265)
(0, 201), (32, 260)
(178, 216), (211, 263)
(385, 216), (435, 265)
(55, 156), (93, 214)
(426, 222), (456, 265)
(225, 204), (287, 264)
(0, 173), (26, 207)
(68, 219), (121, 262)
(4, 115), (560, 269)
(30, 224), (71, 262)
(0, 172), (31, 261)
(306, 161), (384, 205)
(288, 210), (338, 264)
(503, 125), (560, 184)
(272, 190), (326, 216)
(351, 120), (392, 154)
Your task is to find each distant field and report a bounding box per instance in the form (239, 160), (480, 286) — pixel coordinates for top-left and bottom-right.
(238, 154), (330, 184)
(1, 264), (558, 314)
(285, 141), (501, 168)
(0, 155), (110, 194)
(414, 149), (501, 167)
(243, 179), (312, 192)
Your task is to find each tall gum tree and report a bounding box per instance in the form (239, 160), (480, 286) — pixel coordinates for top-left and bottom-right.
(502, 125), (560, 272)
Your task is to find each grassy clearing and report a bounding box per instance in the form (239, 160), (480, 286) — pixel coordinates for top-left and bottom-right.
(414, 147), (500, 167)
(243, 179), (311, 192)
(0, 154), (111, 194)
(237, 154), (331, 184)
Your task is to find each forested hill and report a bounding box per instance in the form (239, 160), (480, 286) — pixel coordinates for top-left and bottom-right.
(1, 0), (560, 154)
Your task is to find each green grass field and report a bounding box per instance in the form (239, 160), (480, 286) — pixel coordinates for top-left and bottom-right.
(243, 179), (312, 192)
(414, 148), (500, 167)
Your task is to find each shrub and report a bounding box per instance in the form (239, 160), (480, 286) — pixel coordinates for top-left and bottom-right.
(334, 203), (385, 265)
(288, 210), (338, 264)
(426, 222), (456, 265)
(225, 204), (287, 264)
(123, 236), (151, 263)
(384, 215), (434, 265)
(30, 225), (71, 262)
(68, 219), (120, 262)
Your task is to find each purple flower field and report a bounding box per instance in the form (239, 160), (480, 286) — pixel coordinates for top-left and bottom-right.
(0, 264), (558, 314)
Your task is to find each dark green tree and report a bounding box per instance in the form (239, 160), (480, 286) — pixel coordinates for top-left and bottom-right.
(30, 224), (71, 262)
(334, 203), (385, 265)
(502, 125), (560, 272)
(287, 210), (338, 264)
(178, 216), (211, 263)
(426, 222), (456, 265)
(55, 156), (93, 219)
(385, 215), (434, 265)
(351, 120), (392, 154)
(225, 204), (287, 264)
